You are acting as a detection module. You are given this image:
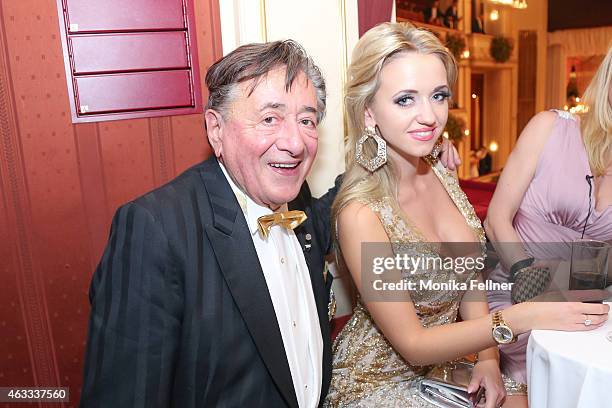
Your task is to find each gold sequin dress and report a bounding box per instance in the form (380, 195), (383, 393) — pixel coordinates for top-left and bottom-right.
(324, 161), (526, 407)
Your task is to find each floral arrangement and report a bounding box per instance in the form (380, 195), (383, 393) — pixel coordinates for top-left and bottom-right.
(490, 36), (513, 63)
(445, 113), (466, 142)
(446, 33), (466, 60)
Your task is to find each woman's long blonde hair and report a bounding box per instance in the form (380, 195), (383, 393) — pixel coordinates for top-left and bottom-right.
(331, 22), (457, 234)
(581, 45), (612, 176)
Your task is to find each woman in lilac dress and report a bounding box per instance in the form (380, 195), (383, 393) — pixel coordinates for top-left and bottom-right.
(485, 46), (612, 386)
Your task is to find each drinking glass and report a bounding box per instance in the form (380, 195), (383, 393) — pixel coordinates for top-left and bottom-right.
(569, 239), (610, 290)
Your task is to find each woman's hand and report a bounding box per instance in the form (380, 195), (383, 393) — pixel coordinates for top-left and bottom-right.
(439, 137), (461, 170)
(468, 359), (506, 408)
(507, 302), (610, 333)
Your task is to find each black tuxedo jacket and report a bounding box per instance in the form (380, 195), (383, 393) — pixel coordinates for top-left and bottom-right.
(80, 157), (339, 407)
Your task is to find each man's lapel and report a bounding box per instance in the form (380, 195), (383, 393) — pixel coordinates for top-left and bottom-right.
(200, 159), (298, 408)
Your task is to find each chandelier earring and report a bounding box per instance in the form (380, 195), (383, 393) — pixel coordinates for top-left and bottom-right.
(355, 126), (387, 172)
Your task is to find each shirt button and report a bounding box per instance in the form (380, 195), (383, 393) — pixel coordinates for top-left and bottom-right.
(305, 384), (308, 390)
(292, 321), (296, 327)
(280, 257), (285, 264)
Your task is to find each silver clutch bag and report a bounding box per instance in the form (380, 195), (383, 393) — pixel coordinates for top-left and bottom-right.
(418, 361), (484, 408)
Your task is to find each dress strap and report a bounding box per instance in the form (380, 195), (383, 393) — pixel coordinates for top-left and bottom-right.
(427, 159), (487, 253)
(549, 109), (577, 122)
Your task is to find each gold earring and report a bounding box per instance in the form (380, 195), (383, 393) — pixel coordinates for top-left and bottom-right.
(355, 126), (387, 172)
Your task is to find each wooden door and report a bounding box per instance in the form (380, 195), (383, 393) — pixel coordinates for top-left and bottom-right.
(517, 30), (537, 136)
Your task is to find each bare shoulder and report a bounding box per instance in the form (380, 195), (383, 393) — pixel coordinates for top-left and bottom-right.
(337, 200), (387, 241)
(516, 111), (558, 147)
(338, 200), (380, 230)
(336, 199), (391, 284)
(506, 111), (558, 164)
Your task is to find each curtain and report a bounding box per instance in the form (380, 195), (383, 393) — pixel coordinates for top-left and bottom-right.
(358, 0), (394, 37)
(548, 26), (612, 57)
(546, 26), (612, 109)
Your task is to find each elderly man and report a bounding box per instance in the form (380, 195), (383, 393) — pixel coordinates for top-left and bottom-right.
(80, 40), (337, 408)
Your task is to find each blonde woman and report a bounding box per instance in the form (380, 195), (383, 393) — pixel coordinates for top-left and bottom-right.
(485, 46), (612, 385)
(324, 22), (609, 408)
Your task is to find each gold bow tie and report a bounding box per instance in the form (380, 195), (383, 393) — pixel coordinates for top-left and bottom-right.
(257, 210), (307, 238)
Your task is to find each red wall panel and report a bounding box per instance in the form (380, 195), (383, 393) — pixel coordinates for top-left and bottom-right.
(59, 0), (203, 123)
(71, 32), (190, 73)
(76, 70), (194, 114)
(65, 0), (186, 32)
(0, 0), (221, 406)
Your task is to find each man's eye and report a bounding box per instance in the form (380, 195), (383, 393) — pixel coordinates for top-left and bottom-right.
(301, 119), (315, 127)
(263, 116), (276, 124)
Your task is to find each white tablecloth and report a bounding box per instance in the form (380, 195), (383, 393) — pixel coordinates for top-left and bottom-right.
(527, 302), (612, 408)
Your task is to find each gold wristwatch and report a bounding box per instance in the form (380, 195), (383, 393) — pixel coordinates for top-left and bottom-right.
(491, 311), (516, 344)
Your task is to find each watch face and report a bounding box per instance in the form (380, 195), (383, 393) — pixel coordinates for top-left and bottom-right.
(493, 326), (514, 344)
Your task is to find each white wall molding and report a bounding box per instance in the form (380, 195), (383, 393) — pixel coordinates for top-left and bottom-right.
(219, 0), (267, 55)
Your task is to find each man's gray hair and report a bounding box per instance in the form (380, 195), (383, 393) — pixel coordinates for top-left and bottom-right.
(205, 40), (327, 124)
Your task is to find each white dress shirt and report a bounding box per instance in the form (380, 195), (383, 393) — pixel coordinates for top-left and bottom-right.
(219, 164), (323, 408)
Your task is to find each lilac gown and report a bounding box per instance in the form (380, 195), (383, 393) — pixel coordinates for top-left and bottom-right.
(487, 110), (612, 384)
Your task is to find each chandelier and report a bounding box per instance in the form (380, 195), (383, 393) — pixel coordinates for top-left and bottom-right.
(489, 0), (528, 9)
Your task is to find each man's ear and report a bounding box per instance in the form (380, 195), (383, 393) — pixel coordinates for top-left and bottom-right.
(364, 106), (377, 129)
(205, 109), (224, 158)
